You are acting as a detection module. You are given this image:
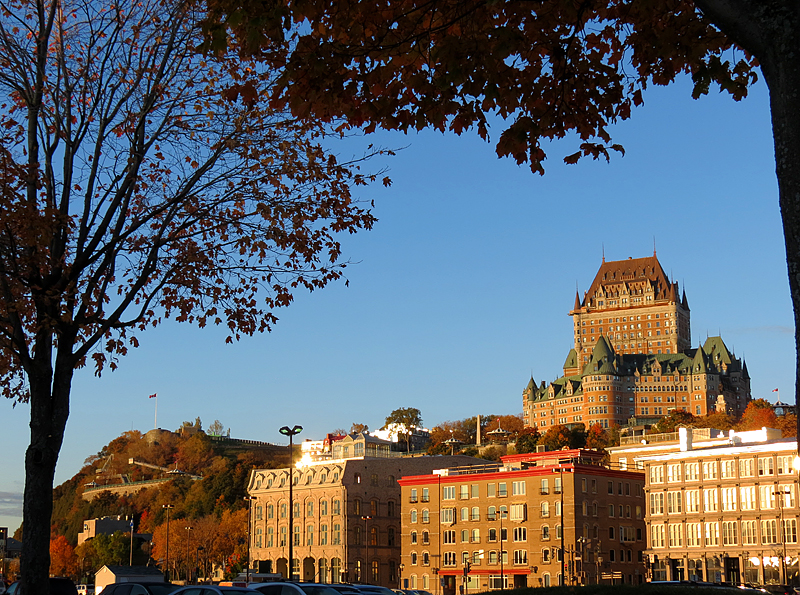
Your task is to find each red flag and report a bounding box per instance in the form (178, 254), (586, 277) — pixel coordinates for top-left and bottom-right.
(149, 393), (157, 399)
(773, 388), (779, 392)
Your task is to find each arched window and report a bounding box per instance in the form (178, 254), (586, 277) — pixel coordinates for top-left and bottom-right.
(422, 509), (430, 523)
(542, 525), (550, 540)
(370, 526), (378, 546)
(371, 560), (379, 582)
(355, 473), (361, 484)
(354, 499), (361, 515)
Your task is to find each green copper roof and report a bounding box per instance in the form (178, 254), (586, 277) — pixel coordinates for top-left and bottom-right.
(563, 348), (578, 369)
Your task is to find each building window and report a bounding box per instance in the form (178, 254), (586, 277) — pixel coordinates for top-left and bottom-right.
(443, 486), (455, 500)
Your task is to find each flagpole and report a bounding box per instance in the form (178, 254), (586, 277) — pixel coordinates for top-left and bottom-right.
(155, 394), (158, 430)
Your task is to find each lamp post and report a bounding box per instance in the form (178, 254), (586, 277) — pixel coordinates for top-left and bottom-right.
(185, 526), (193, 583)
(162, 504), (174, 581)
(361, 515), (372, 584)
(245, 496), (257, 583)
(280, 424), (303, 580)
(774, 488), (791, 585)
(399, 563), (405, 589)
(577, 537), (588, 585)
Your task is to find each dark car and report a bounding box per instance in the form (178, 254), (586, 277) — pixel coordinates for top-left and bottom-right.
(7, 577), (79, 595)
(100, 583), (180, 595)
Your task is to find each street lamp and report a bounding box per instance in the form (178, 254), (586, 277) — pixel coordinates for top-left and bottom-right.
(185, 526), (193, 583)
(245, 496), (257, 583)
(774, 488), (792, 585)
(361, 515), (373, 584)
(280, 424), (303, 580)
(162, 504), (174, 581)
(399, 563), (405, 589)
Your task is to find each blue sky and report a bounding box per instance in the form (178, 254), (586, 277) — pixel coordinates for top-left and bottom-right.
(0, 74), (793, 534)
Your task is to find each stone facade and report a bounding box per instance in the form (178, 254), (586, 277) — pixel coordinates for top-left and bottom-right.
(523, 255), (751, 431)
(610, 428), (800, 586)
(247, 435), (481, 588)
(399, 449), (647, 594)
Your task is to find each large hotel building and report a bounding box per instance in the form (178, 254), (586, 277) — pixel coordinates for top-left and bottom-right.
(523, 254), (752, 431)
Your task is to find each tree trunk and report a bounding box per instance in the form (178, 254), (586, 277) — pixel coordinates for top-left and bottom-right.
(694, 0), (800, 441)
(21, 339), (74, 595)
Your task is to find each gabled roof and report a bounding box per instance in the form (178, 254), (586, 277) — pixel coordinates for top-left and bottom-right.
(563, 348), (578, 370)
(703, 336), (732, 366)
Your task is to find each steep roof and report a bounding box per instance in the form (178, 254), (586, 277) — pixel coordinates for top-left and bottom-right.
(581, 255), (674, 309)
(563, 348), (578, 370)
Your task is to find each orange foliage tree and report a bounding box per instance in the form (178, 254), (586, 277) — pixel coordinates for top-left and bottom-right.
(737, 399), (779, 431)
(205, 0), (800, 446)
(49, 535), (78, 579)
(0, 0), (382, 591)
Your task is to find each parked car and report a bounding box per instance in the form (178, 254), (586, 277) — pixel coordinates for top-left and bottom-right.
(350, 586), (395, 595)
(7, 577), (79, 595)
(170, 587), (260, 595)
(76, 585), (95, 595)
(321, 586), (361, 595)
(249, 584), (342, 595)
(100, 583), (179, 595)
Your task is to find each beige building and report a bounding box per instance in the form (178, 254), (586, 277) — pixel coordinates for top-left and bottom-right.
(399, 449), (647, 595)
(610, 427), (800, 585)
(247, 432), (480, 588)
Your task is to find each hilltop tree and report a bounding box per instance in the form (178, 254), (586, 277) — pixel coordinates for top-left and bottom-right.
(1, 0), (381, 591)
(350, 423), (369, 434)
(383, 407), (423, 452)
(514, 427), (541, 454)
(737, 399), (779, 431)
(653, 410), (697, 433)
(541, 424), (586, 451)
(208, 420), (226, 437)
(204, 0), (800, 440)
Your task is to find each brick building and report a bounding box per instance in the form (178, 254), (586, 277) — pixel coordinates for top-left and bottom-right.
(399, 449), (647, 594)
(247, 432), (480, 588)
(523, 254), (751, 430)
(610, 427), (800, 586)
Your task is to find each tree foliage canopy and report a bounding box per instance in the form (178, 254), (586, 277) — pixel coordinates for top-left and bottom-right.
(204, 0), (756, 174)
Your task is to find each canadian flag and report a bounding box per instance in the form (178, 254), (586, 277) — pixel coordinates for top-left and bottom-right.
(149, 393), (157, 399)
(773, 388), (779, 392)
